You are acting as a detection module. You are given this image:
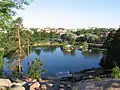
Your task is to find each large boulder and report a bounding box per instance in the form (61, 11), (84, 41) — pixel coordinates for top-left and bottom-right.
(0, 79), (12, 87)
(32, 79), (37, 83)
(12, 83), (22, 86)
(30, 82), (40, 90)
(0, 86), (6, 90)
(9, 85), (25, 90)
(41, 85), (47, 90)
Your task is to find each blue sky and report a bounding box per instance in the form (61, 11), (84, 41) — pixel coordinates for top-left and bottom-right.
(16, 0), (120, 28)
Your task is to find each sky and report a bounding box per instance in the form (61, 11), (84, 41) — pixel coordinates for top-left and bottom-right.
(16, 0), (120, 28)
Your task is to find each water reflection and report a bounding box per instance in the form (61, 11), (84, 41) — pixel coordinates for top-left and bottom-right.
(82, 50), (101, 58)
(35, 49), (41, 56)
(4, 47), (102, 77)
(60, 48), (76, 56)
(41, 46), (57, 53)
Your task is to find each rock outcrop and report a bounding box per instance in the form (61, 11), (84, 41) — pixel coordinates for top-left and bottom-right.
(30, 82), (40, 90)
(0, 79), (12, 87)
(9, 85), (25, 90)
(72, 79), (120, 90)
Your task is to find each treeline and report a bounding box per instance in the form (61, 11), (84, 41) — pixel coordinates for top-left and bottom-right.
(0, 27), (117, 50)
(73, 28), (116, 43)
(30, 30), (60, 43)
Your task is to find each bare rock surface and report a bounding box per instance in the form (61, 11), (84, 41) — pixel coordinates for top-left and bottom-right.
(0, 79), (12, 87)
(41, 84), (47, 90)
(30, 82), (40, 90)
(0, 86), (6, 90)
(72, 79), (120, 90)
(9, 85), (25, 90)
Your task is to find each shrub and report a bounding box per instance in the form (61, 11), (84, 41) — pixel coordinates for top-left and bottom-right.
(112, 66), (120, 79)
(81, 42), (88, 51)
(28, 58), (46, 80)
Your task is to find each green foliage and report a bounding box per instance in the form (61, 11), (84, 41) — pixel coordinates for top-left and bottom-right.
(0, 51), (4, 76)
(28, 58), (46, 79)
(112, 66), (120, 79)
(3, 17), (30, 60)
(63, 41), (68, 45)
(0, 32), (5, 48)
(84, 33), (98, 43)
(60, 34), (68, 40)
(95, 76), (102, 81)
(0, 0), (33, 77)
(75, 27), (116, 43)
(0, 0), (33, 29)
(71, 39), (75, 45)
(11, 66), (21, 78)
(81, 42), (88, 51)
(31, 31), (60, 43)
(62, 41), (68, 48)
(100, 29), (120, 69)
(61, 33), (76, 42)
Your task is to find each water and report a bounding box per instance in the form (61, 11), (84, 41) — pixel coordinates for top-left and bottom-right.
(4, 47), (102, 77)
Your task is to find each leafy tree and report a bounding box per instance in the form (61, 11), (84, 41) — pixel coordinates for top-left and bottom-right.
(2, 17), (32, 76)
(0, 32), (5, 48)
(0, 0), (33, 77)
(0, 0), (33, 30)
(100, 29), (120, 69)
(73, 27), (115, 43)
(62, 40), (69, 49)
(60, 34), (68, 40)
(31, 31), (60, 43)
(75, 29), (85, 35)
(81, 42), (88, 51)
(71, 39), (75, 45)
(3, 17), (28, 58)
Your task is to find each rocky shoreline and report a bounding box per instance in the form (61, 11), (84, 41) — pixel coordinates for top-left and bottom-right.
(0, 77), (120, 90)
(72, 79), (120, 90)
(0, 77), (53, 90)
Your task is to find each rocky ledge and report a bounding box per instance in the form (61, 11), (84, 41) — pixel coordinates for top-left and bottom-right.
(0, 78), (120, 90)
(72, 79), (120, 90)
(0, 78), (53, 90)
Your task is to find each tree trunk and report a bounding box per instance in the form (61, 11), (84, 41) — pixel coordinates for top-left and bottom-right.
(17, 24), (22, 75)
(27, 31), (30, 67)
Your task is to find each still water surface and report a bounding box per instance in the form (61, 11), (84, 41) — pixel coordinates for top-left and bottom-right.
(4, 47), (102, 77)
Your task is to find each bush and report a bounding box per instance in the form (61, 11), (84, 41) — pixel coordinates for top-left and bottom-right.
(28, 58), (46, 80)
(81, 42), (88, 51)
(112, 66), (120, 79)
(62, 41), (68, 48)
(71, 39), (75, 45)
